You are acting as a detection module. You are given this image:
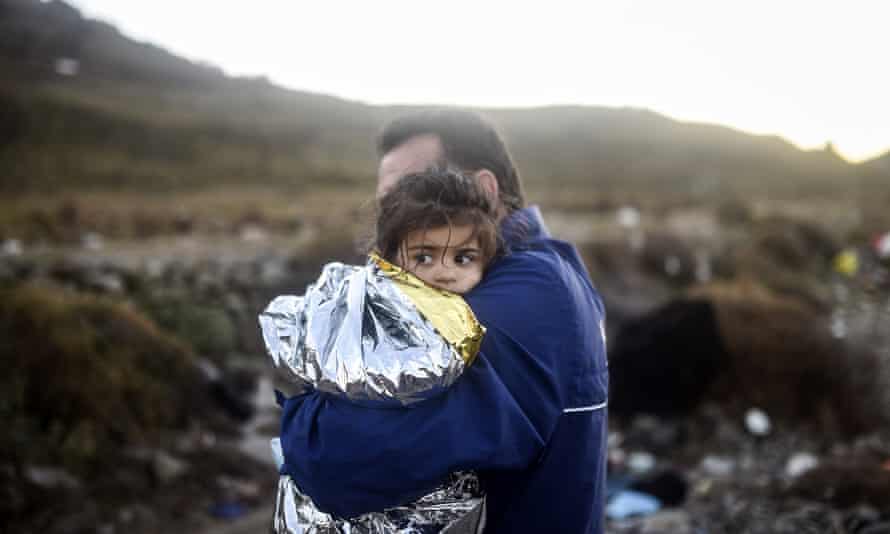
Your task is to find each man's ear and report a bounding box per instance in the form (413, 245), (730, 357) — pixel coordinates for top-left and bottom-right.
(474, 169), (499, 203)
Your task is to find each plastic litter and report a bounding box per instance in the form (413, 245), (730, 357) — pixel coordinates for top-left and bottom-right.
(270, 437), (284, 470)
(1, 239), (22, 256)
(744, 408), (771, 436)
(209, 501), (247, 520)
(617, 206), (641, 228)
(606, 490), (662, 520)
(785, 452), (819, 478)
(874, 232), (890, 260)
(24, 465), (81, 490)
(834, 249), (860, 277)
(701, 455), (735, 477)
(627, 451), (656, 474)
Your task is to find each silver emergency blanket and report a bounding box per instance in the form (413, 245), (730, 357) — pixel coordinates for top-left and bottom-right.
(274, 473), (485, 534)
(259, 259), (482, 405)
(259, 259), (485, 533)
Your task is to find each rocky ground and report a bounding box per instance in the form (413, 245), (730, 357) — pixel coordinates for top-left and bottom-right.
(606, 409), (890, 533)
(5, 368), (282, 534)
(2, 207), (889, 533)
(1, 232), (317, 534)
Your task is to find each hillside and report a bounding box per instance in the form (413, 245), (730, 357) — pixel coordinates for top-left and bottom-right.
(863, 150), (890, 174)
(0, 0), (885, 199)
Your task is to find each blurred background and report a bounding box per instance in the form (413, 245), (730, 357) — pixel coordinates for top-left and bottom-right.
(1, 1), (889, 533)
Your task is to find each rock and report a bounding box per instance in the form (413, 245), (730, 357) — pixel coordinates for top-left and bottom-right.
(195, 269), (225, 294)
(117, 504), (157, 526)
(122, 446), (155, 463)
(627, 451), (656, 474)
(694, 247), (713, 283)
(111, 467), (152, 495)
(144, 258), (165, 279)
(224, 292), (246, 314)
(745, 408), (772, 436)
(0, 259), (17, 282)
(789, 459), (890, 509)
(208, 370), (256, 422)
(195, 357), (223, 382)
(24, 465), (82, 490)
(664, 255), (682, 277)
(629, 470), (688, 507)
(84, 270), (124, 293)
(239, 224), (269, 242)
(609, 447), (627, 467)
(49, 504), (100, 534)
(617, 206), (641, 228)
(117, 506), (136, 524)
(700, 455), (735, 478)
(859, 521), (890, 534)
(2, 238), (22, 256)
(641, 233), (697, 285)
(48, 258), (125, 293)
(227, 261), (255, 289)
(201, 430), (218, 449)
(152, 451), (189, 484)
(844, 505), (881, 533)
(217, 475), (262, 501)
(609, 299), (729, 418)
(624, 415), (683, 453)
(772, 503), (841, 534)
(785, 452), (820, 478)
(259, 257), (288, 286)
(691, 479), (713, 498)
(639, 510), (692, 534)
(81, 232), (104, 251)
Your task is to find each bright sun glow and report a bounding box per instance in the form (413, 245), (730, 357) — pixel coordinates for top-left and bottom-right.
(69, 0), (890, 162)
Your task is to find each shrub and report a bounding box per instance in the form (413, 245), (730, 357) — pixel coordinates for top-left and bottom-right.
(136, 291), (237, 358)
(0, 282), (197, 473)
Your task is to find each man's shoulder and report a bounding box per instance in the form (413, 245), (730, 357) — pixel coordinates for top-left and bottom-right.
(468, 239), (597, 327)
(485, 238), (587, 292)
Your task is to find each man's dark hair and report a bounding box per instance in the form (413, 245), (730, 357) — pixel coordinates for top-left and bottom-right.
(377, 109), (525, 213)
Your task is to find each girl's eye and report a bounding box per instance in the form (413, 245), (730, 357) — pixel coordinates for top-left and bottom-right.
(413, 253), (434, 265)
(455, 253), (477, 265)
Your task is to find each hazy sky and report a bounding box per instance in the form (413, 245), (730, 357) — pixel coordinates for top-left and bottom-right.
(69, 0), (889, 162)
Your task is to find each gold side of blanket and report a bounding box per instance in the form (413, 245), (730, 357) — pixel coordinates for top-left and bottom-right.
(370, 253), (485, 365)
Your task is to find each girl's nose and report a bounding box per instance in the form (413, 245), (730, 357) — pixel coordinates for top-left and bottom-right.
(432, 265), (456, 284)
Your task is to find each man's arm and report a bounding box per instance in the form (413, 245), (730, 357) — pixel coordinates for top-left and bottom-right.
(278, 252), (569, 519)
(279, 345), (557, 518)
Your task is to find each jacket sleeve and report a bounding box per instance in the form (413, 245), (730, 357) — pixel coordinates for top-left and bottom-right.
(278, 253), (567, 519)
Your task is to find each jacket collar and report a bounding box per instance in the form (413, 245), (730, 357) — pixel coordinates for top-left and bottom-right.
(500, 205), (550, 249)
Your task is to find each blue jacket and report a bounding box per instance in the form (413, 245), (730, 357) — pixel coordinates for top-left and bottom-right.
(278, 206), (609, 533)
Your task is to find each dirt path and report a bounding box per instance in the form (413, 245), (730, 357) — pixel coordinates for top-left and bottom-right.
(15, 227), (316, 271)
(200, 376), (280, 534)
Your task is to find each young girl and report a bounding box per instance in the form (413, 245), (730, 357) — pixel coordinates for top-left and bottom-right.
(260, 168), (500, 533)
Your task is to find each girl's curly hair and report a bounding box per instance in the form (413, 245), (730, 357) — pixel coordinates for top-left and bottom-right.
(373, 168), (500, 269)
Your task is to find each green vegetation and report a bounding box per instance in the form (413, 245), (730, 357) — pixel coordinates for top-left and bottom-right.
(0, 282), (196, 473)
(137, 290), (237, 358)
(2, 0), (888, 204)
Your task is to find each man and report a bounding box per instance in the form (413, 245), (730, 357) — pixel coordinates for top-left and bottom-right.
(278, 109), (609, 533)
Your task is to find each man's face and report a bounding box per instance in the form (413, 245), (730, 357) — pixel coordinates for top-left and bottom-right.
(377, 134), (444, 197)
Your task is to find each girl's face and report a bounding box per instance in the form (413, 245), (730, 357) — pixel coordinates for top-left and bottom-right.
(397, 224), (485, 294)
